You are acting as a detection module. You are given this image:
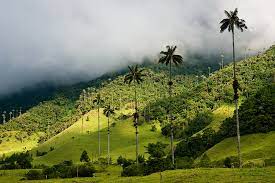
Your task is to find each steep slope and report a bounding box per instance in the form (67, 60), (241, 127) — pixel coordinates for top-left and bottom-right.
(205, 131), (275, 166)
(31, 109), (170, 165)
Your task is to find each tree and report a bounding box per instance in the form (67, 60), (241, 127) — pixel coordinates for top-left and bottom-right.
(103, 104), (115, 165)
(159, 45), (183, 165)
(124, 65), (145, 166)
(80, 150), (90, 162)
(220, 8), (247, 168)
(93, 93), (104, 157)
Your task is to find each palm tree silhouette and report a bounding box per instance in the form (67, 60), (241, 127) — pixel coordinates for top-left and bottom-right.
(220, 8), (247, 168)
(103, 104), (115, 165)
(159, 45), (183, 166)
(124, 65), (145, 166)
(93, 92), (104, 157)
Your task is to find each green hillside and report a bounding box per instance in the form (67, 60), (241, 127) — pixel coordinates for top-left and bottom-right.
(204, 131), (275, 166)
(31, 109), (170, 165)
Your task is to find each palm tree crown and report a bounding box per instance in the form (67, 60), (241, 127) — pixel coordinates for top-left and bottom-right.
(220, 8), (247, 33)
(103, 105), (115, 117)
(93, 93), (104, 106)
(124, 65), (145, 85)
(159, 46), (183, 66)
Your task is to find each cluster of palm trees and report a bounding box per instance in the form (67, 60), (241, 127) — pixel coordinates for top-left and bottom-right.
(124, 46), (183, 166)
(122, 8), (247, 168)
(1, 108), (22, 124)
(78, 8), (247, 169)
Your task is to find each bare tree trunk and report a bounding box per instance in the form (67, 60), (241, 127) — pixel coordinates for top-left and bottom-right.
(169, 61), (175, 166)
(134, 84), (139, 166)
(98, 104), (101, 157)
(107, 116), (110, 165)
(232, 29), (242, 168)
(82, 117), (84, 134)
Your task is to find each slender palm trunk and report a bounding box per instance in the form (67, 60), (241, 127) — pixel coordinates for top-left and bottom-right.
(169, 61), (175, 166)
(98, 104), (101, 157)
(232, 29), (242, 168)
(107, 115), (110, 165)
(134, 84), (139, 166)
(82, 117), (84, 134)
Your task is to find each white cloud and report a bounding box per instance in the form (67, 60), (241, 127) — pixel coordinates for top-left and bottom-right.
(0, 0), (274, 95)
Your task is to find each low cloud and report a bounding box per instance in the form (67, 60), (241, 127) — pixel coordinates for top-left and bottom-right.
(0, 0), (274, 95)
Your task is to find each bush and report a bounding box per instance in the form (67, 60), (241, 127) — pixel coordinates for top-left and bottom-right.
(224, 156), (239, 168)
(117, 156), (134, 168)
(1, 151), (33, 169)
(39, 161), (95, 180)
(144, 157), (171, 175)
(26, 170), (43, 180)
(80, 150), (90, 162)
(121, 164), (144, 177)
(77, 163), (95, 177)
(146, 142), (167, 158)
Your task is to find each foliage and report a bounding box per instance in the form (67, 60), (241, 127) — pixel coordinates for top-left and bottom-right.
(30, 161), (96, 180)
(146, 142), (168, 159)
(220, 84), (275, 137)
(0, 151), (32, 169)
(80, 150), (90, 162)
(121, 164), (145, 177)
(25, 169), (43, 180)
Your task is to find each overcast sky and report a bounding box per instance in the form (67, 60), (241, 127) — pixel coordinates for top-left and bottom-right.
(0, 0), (274, 96)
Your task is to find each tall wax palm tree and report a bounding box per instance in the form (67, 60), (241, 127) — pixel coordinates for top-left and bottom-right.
(93, 92), (104, 157)
(124, 65), (145, 165)
(103, 105), (115, 165)
(220, 8), (247, 168)
(159, 45), (183, 166)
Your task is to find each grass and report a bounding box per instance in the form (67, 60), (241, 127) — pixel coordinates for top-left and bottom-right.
(0, 132), (39, 156)
(31, 109), (169, 165)
(205, 131), (275, 164)
(1, 167), (275, 183)
(207, 105), (235, 131)
(194, 104), (235, 137)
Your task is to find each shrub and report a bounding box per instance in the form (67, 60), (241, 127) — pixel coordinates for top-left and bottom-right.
(121, 164), (144, 177)
(144, 157), (171, 175)
(49, 146), (55, 151)
(138, 155), (145, 164)
(77, 163), (95, 177)
(26, 170), (43, 180)
(224, 156), (239, 168)
(117, 156), (134, 168)
(146, 142), (167, 158)
(80, 150), (90, 162)
(1, 151), (33, 169)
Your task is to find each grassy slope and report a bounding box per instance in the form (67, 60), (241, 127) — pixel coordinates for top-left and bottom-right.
(1, 167), (275, 183)
(205, 131), (275, 164)
(32, 109), (169, 165)
(193, 104), (235, 137)
(0, 132), (39, 156)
